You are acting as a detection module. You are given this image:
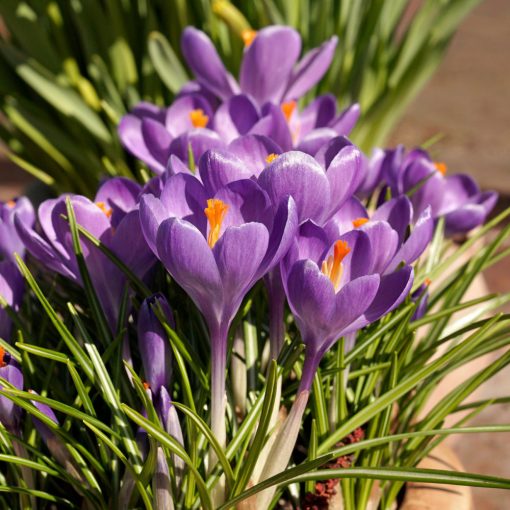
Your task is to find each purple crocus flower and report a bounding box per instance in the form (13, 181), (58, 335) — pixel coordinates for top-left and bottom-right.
(139, 173), (298, 462)
(381, 147), (498, 237)
(324, 195), (434, 277)
(181, 25), (337, 107)
(15, 178), (154, 330)
(119, 95), (225, 173)
(258, 224), (414, 505)
(321, 195), (432, 354)
(258, 143), (364, 225)
(282, 225), (414, 392)
(181, 25), (357, 151)
(137, 293), (174, 394)
(0, 347), (23, 433)
(0, 198), (35, 341)
(438, 173), (498, 237)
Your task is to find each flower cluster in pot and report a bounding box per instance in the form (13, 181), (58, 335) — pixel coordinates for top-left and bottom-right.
(0, 24), (497, 506)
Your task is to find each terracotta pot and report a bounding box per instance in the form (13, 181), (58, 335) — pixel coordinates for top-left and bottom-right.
(400, 443), (472, 510)
(325, 444), (470, 509)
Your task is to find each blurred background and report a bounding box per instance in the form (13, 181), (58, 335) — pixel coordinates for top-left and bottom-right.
(0, 1), (509, 507)
(395, 3), (510, 507)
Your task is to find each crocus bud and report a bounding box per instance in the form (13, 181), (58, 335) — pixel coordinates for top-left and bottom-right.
(0, 347), (23, 433)
(157, 387), (183, 444)
(411, 279), (431, 321)
(138, 294), (174, 393)
(154, 446), (174, 510)
(157, 386), (184, 488)
(28, 389), (58, 442)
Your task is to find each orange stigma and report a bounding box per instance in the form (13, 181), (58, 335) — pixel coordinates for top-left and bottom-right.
(205, 198), (229, 248)
(143, 381), (151, 390)
(281, 100), (296, 122)
(434, 162), (447, 175)
(6, 200), (16, 208)
(95, 201), (112, 218)
(0, 347), (7, 368)
(265, 153), (278, 164)
(189, 108), (209, 128)
(352, 217), (369, 228)
(424, 278), (432, 287)
(241, 29), (257, 47)
(321, 240), (350, 291)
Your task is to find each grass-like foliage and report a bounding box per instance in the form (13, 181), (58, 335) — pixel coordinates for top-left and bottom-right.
(1, 201), (510, 509)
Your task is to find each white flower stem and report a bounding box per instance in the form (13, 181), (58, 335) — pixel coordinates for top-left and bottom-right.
(256, 389), (310, 508)
(256, 350), (321, 507)
(209, 322), (228, 506)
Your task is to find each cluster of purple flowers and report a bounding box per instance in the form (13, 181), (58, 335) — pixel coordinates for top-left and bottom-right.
(119, 26), (359, 174)
(0, 25), (497, 493)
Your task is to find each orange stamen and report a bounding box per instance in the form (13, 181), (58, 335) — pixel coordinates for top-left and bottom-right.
(352, 217), (369, 228)
(241, 29), (257, 47)
(321, 240), (351, 291)
(0, 347), (6, 368)
(189, 108), (209, 128)
(265, 153), (278, 164)
(281, 100), (296, 122)
(434, 162), (447, 175)
(95, 201), (112, 218)
(205, 198), (229, 248)
(6, 200), (16, 208)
